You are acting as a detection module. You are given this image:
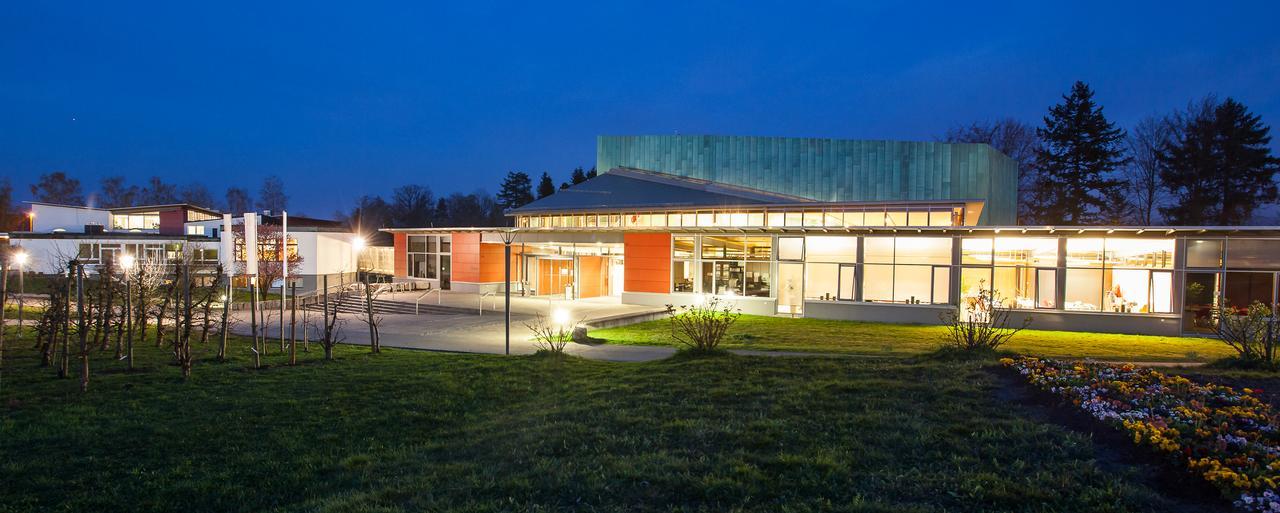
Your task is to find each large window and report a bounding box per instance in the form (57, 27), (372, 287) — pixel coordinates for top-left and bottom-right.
(963, 237), (1058, 309)
(111, 214), (161, 231)
(860, 237), (952, 304)
(675, 235), (771, 297)
(408, 235), (450, 280)
(803, 236), (857, 301)
(1064, 238), (1174, 313)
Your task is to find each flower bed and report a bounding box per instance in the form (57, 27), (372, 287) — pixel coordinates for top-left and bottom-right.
(1002, 356), (1280, 512)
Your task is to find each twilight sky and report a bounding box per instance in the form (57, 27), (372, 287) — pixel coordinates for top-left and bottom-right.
(2, 1), (1278, 216)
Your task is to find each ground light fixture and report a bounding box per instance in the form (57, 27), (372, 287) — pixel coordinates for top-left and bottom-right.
(13, 251), (28, 266)
(552, 307), (571, 328)
(352, 236), (366, 253)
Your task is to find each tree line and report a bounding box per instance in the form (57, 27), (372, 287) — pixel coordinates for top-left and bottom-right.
(945, 81), (1279, 226)
(17, 173), (290, 215)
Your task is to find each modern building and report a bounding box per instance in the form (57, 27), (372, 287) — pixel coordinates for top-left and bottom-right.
(11, 203), (371, 293)
(386, 134), (1280, 337)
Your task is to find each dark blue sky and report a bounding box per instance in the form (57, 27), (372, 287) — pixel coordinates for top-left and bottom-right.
(3, 1), (1278, 216)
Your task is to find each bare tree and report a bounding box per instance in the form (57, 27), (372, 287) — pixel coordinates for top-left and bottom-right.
(943, 119), (1042, 223)
(317, 276), (345, 360)
(361, 279), (384, 354)
(1125, 115), (1175, 225)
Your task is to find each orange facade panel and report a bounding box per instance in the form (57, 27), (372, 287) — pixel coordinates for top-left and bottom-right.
(623, 233), (670, 294)
(451, 232), (481, 283)
(393, 232), (408, 278)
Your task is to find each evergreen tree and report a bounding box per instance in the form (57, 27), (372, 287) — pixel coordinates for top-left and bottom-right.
(536, 172), (556, 199)
(570, 167), (587, 185)
(434, 197), (450, 226)
(1030, 81), (1129, 224)
(1160, 98), (1279, 225)
(497, 171), (535, 210)
(586, 167), (597, 179)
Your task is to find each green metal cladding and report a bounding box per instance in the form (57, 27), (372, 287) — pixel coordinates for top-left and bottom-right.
(597, 135), (1018, 224)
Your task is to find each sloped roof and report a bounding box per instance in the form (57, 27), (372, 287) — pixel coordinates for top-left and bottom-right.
(509, 167), (816, 214)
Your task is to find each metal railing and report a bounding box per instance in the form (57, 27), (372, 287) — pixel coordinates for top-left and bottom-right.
(479, 291), (500, 316)
(415, 288), (441, 315)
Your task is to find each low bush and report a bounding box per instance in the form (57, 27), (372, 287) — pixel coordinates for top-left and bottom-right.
(665, 296), (740, 353)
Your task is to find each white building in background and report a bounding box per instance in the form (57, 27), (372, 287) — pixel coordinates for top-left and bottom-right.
(11, 202), (377, 293)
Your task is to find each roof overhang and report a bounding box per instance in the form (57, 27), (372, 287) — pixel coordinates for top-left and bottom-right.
(382, 225), (1280, 237)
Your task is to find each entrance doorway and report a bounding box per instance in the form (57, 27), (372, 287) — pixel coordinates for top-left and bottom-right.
(536, 258), (574, 297)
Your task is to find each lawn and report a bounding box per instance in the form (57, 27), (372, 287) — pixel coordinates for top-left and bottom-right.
(0, 332), (1213, 512)
(590, 314), (1233, 362)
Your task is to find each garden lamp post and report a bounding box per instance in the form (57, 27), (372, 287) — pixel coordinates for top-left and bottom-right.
(500, 229), (518, 355)
(120, 254), (135, 370)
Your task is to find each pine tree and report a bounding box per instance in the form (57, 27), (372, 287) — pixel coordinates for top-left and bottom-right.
(497, 171), (535, 209)
(1030, 81), (1129, 225)
(536, 172), (556, 199)
(586, 167), (597, 179)
(1160, 97), (1279, 225)
(570, 167), (587, 185)
(434, 197), (449, 226)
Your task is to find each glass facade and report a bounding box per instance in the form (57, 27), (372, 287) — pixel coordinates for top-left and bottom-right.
(408, 235), (451, 280)
(663, 233), (1280, 331)
(518, 206), (964, 229)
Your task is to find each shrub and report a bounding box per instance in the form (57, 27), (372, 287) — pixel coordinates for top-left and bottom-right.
(1214, 300), (1279, 366)
(940, 283), (1030, 352)
(665, 296), (741, 353)
(524, 312), (574, 354)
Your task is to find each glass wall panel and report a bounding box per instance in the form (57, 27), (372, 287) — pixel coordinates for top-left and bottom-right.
(778, 263), (804, 314)
(747, 212), (764, 227)
(701, 236), (744, 259)
(744, 237), (772, 260)
(1187, 239), (1224, 268)
(1106, 238), (1174, 269)
(823, 212), (843, 227)
(960, 267), (992, 308)
(673, 236), (696, 259)
(1036, 269), (1057, 309)
(1224, 272), (1276, 311)
(838, 265), (856, 300)
(785, 212), (802, 227)
(928, 210), (952, 226)
(1066, 239), (1105, 268)
(1103, 269), (1151, 313)
(893, 265), (932, 304)
(805, 263), (839, 301)
(885, 211), (907, 227)
(804, 236), (857, 263)
(843, 211), (864, 227)
(863, 237), (894, 264)
(932, 267), (951, 304)
(803, 212), (823, 227)
(862, 211), (885, 227)
(1065, 268), (1103, 311)
(893, 237), (951, 265)
(672, 260), (695, 292)
(993, 238), (1058, 267)
(778, 237), (804, 261)
(961, 238), (993, 265)
(1152, 271), (1173, 313)
(907, 211), (928, 227)
(1227, 240), (1280, 269)
(745, 262), (771, 297)
(993, 267), (1036, 309)
(767, 212), (784, 227)
(862, 264), (894, 302)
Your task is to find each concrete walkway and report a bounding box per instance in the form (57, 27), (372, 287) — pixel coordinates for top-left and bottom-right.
(229, 292), (679, 362)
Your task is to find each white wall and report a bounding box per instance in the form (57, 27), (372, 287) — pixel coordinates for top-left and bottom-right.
(30, 204), (110, 232)
(10, 237), (219, 274)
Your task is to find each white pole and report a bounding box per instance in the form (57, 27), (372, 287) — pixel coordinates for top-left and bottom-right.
(280, 211), (288, 347)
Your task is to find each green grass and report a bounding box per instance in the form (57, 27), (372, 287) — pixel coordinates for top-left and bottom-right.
(0, 331), (1205, 512)
(591, 315), (1233, 362)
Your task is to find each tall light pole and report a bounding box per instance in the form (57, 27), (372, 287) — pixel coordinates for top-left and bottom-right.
(120, 253), (135, 370)
(500, 230), (517, 355)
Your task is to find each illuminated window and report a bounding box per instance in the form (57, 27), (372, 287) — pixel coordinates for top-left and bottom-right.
(906, 211), (928, 227)
(843, 211), (864, 227)
(804, 236), (856, 263)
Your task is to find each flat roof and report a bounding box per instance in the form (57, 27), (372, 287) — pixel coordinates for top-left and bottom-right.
(10, 232), (218, 241)
(383, 225), (1280, 237)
